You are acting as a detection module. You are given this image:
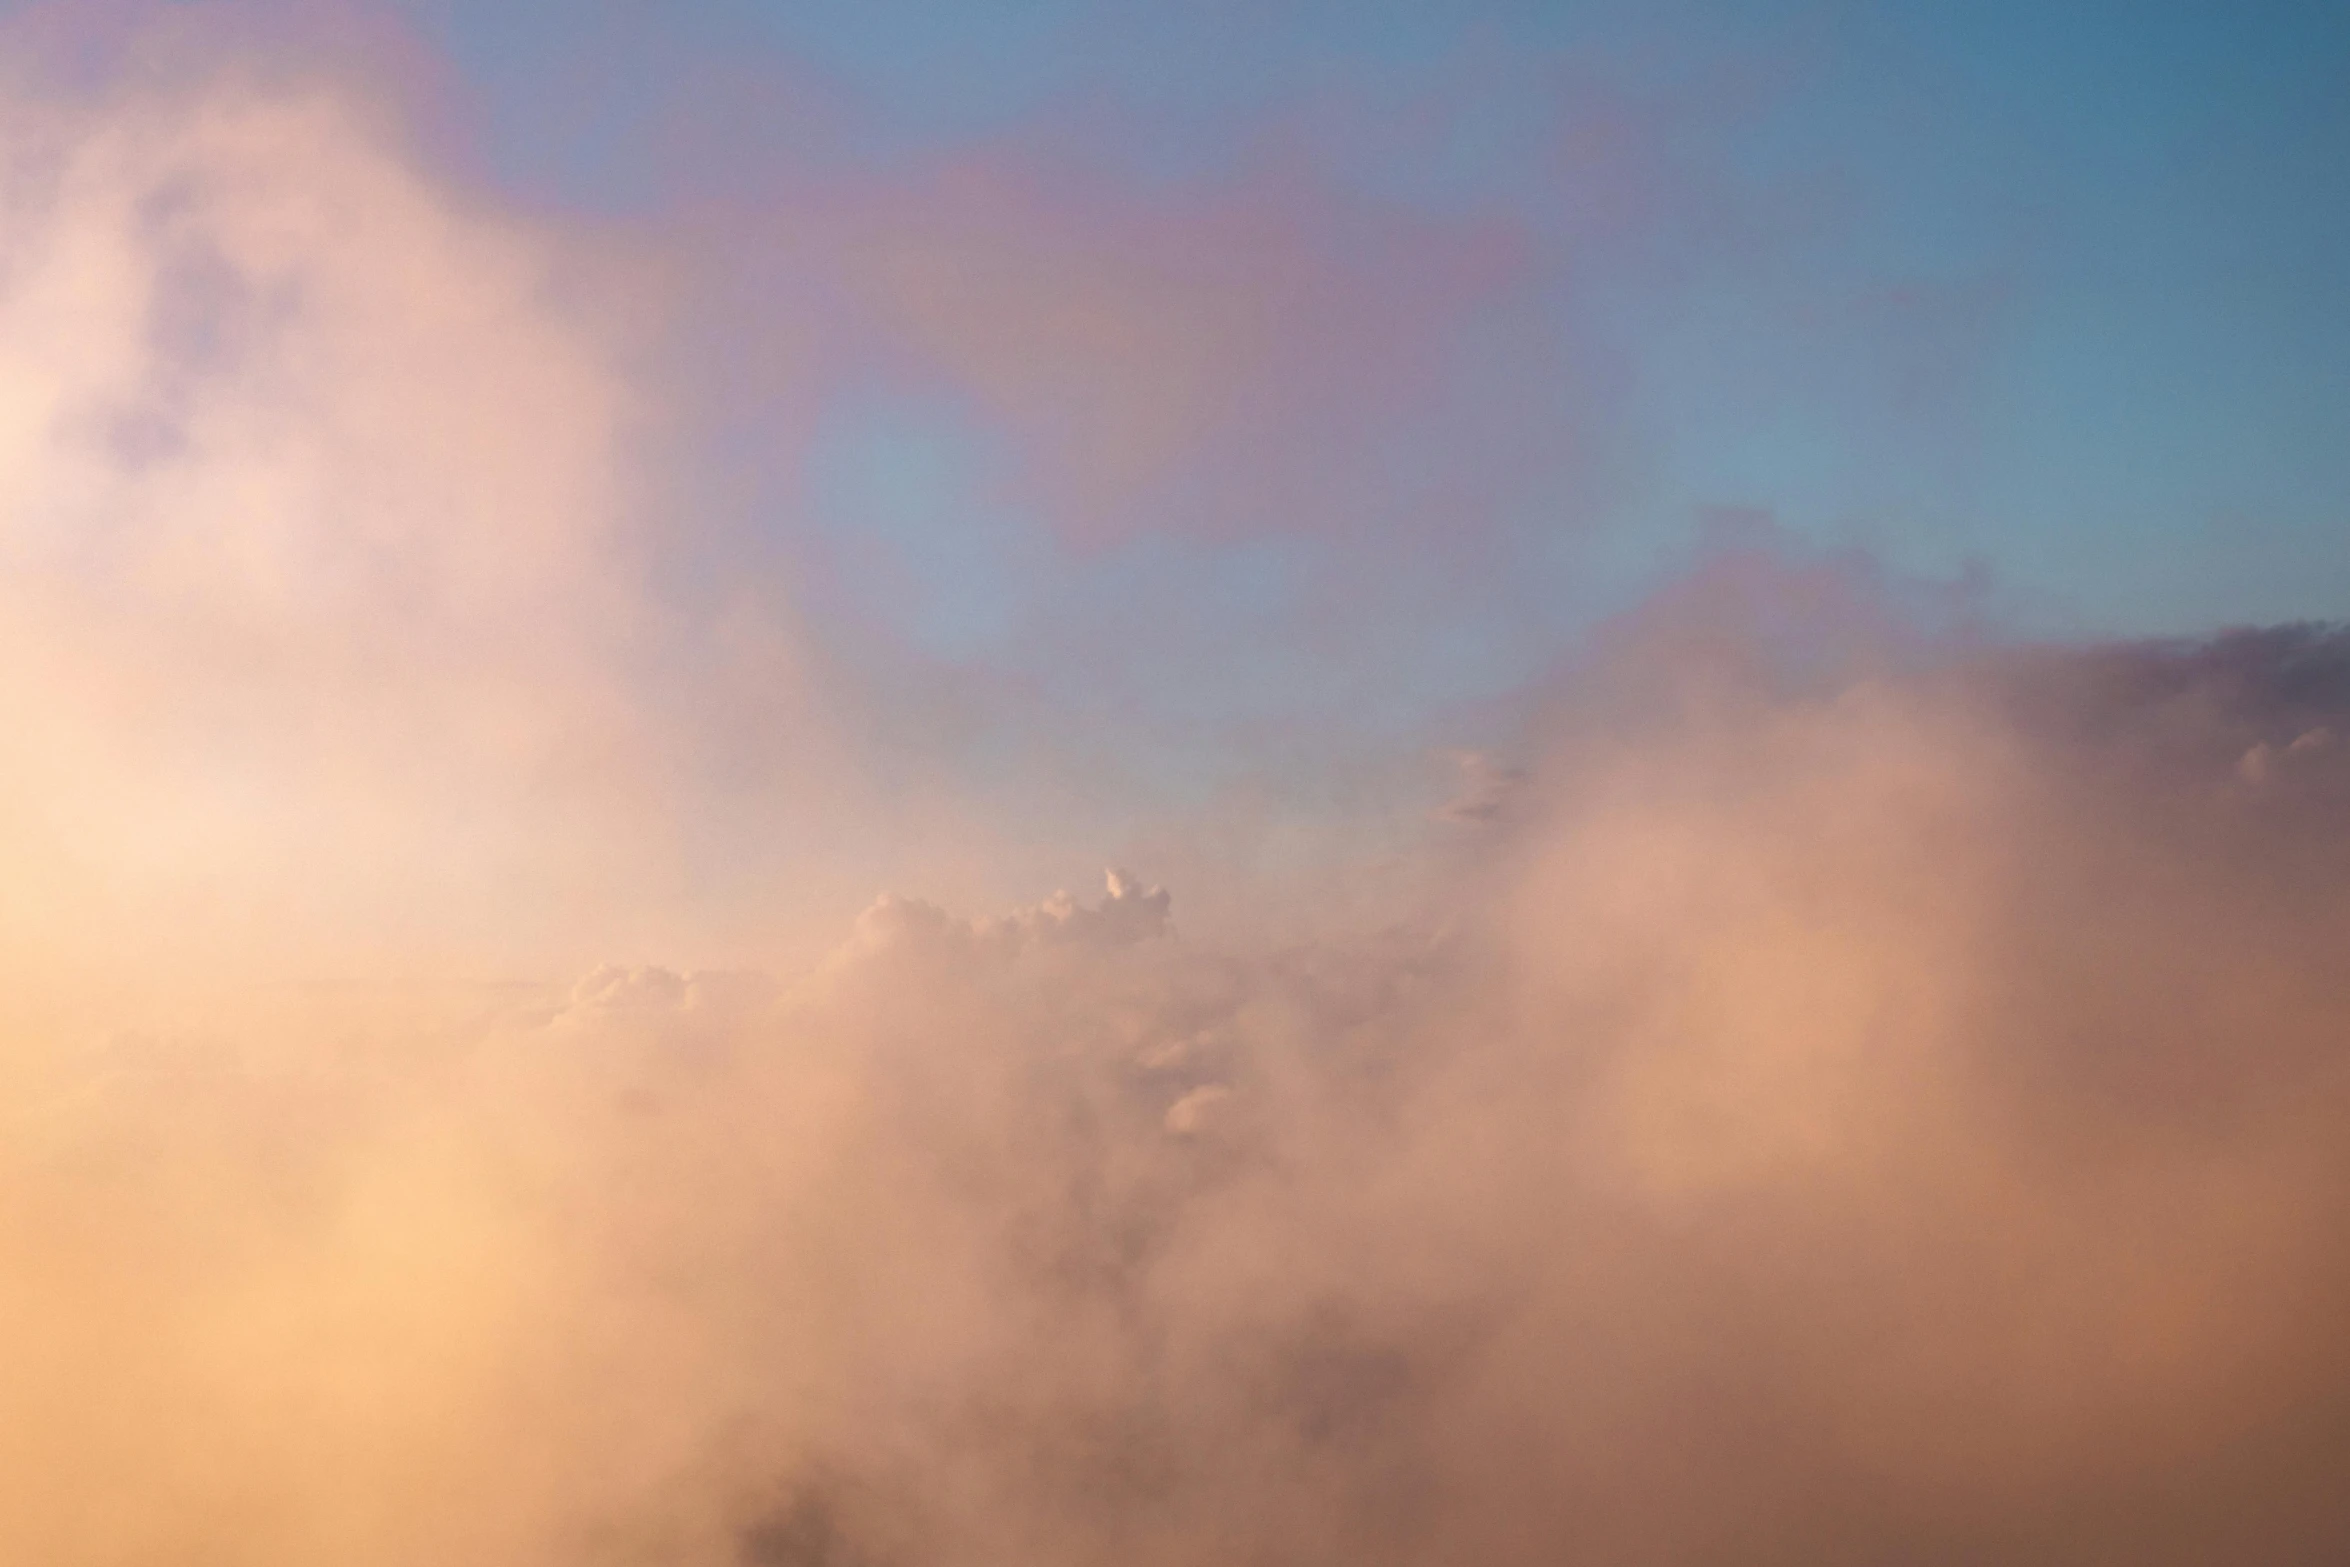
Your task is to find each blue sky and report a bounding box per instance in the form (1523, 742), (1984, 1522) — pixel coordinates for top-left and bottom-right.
(13, 0), (2335, 856)
(375, 0), (2348, 653)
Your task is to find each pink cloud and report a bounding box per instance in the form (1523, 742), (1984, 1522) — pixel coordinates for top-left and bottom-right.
(830, 152), (1534, 547)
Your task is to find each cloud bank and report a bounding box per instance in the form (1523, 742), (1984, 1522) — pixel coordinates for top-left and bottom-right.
(10, 614), (2350, 1565)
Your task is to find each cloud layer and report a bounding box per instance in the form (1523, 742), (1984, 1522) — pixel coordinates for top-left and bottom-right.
(10, 614), (2350, 1564)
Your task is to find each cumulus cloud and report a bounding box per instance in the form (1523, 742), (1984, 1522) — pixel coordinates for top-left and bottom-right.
(0, 57), (675, 980)
(10, 604), (2350, 1564)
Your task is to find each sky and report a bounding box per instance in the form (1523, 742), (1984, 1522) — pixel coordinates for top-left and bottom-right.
(1, 4), (2348, 1564)
(363, 0), (2350, 930)
(403, 0), (2350, 628)
(387, 0), (2350, 857)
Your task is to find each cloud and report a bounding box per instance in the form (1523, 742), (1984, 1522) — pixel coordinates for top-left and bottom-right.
(832, 155), (1538, 549)
(1433, 748), (1526, 823)
(3, 16), (2347, 1567)
(0, 55), (680, 981)
(9, 592), (2350, 1563)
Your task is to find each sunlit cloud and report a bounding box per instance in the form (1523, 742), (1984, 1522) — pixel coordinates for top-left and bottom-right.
(4, 4), (2348, 1563)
